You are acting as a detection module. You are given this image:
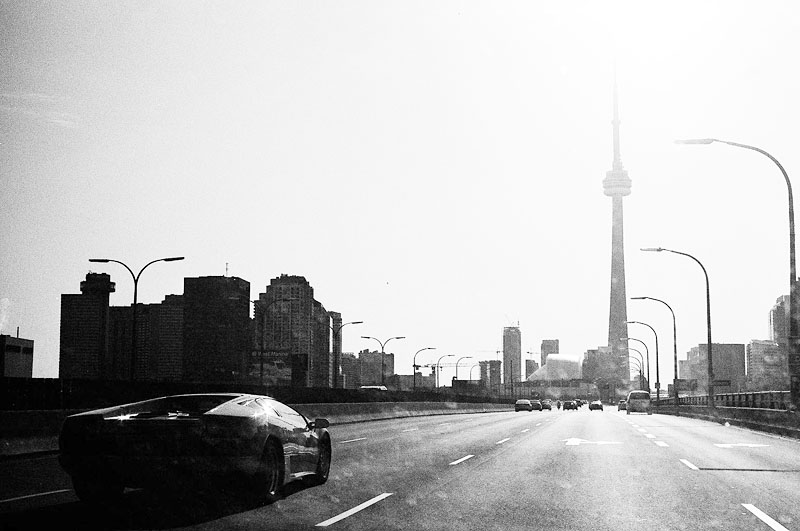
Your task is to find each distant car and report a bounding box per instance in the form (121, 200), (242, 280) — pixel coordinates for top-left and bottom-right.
(589, 400), (603, 411)
(541, 400), (552, 410)
(563, 400), (578, 410)
(626, 390), (652, 415)
(618, 400), (627, 411)
(59, 393), (332, 505)
(515, 399), (533, 412)
(530, 399), (543, 411)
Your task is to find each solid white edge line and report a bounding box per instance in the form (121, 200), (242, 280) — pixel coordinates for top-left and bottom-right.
(680, 459), (699, 470)
(316, 493), (394, 527)
(0, 489), (72, 504)
(742, 504), (790, 531)
(449, 455), (474, 466)
(340, 437), (367, 444)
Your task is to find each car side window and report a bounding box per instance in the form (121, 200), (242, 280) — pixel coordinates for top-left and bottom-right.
(268, 400), (309, 430)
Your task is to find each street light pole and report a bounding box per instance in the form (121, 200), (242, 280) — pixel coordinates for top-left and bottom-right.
(632, 296), (679, 407)
(469, 364), (480, 381)
(435, 354), (455, 388)
(621, 336), (649, 394)
(455, 356), (473, 381)
(89, 256), (184, 380)
(361, 336), (405, 386)
(329, 320), (363, 388)
(643, 247), (714, 407)
(629, 356), (644, 390)
(676, 138), (798, 410)
(628, 320), (660, 405)
(413, 347), (436, 391)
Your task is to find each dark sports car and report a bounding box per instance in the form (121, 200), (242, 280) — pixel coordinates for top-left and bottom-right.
(58, 393), (331, 505)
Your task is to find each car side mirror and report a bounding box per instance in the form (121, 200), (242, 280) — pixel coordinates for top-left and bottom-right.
(312, 418), (330, 429)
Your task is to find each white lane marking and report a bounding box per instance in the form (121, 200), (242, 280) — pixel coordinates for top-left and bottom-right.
(637, 428), (647, 432)
(645, 434), (656, 439)
(536, 423), (542, 427)
(449, 455), (474, 466)
(521, 429), (530, 433)
(0, 489), (72, 504)
(654, 441), (669, 447)
(715, 443), (769, 448)
(680, 459), (699, 470)
(438, 422), (451, 426)
(563, 438), (621, 446)
(340, 438), (367, 444)
(316, 493), (394, 527)
(632, 424), (639, 428)
(742, 504), (790, 531)
(402, 428), (418, 432)
(496, 438), (510, 445)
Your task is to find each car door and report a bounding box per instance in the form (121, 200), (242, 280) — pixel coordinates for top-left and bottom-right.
(268, 400), (318, 473)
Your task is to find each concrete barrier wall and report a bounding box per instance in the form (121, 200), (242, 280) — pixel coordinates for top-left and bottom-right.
(655, 404), (800, 439)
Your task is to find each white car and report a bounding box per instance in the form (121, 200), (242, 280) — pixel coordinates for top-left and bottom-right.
(626, 390), (652, 415)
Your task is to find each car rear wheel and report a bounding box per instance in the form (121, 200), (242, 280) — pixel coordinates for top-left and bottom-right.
(255, 440), (283, 504)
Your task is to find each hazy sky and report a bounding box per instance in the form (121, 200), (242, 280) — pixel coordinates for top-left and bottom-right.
(3, 1), (800, 385)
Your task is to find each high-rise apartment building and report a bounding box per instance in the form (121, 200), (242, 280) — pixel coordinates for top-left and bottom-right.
(541, 339), (559, 366)
(60, 273), (116, 379)
(480, 359), (502, 392)
(503, 327), (522, 385)
(183, 276), (251, 383)
(257, 275), (331, 388)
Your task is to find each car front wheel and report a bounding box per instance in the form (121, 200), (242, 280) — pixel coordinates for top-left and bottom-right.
(311, 438), (331, 485)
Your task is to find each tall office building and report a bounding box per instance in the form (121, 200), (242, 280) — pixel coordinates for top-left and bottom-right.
(541, 339), (559, 367)
(183, 276), (251, 383)
(1, 334), (34, 377)
(770, 295), (790, 346)
(747, 339), (789, 391)
(329, 311), (343, 387)
(683, 343), (746, 393)
(340, 352), (360, 389)
(60, 273), (115, 379)
(257, 275), (331, 388)
(603, 81), (631, 387)
(503, 326), (522, 385)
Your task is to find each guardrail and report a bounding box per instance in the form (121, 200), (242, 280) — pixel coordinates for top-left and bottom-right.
(675, 391), (790, 410)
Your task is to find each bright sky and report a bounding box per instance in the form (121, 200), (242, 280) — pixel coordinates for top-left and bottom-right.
(3, 1), (800, 385)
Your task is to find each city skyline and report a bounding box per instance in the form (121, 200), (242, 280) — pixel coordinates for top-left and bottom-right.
(3, 2), (800, 389)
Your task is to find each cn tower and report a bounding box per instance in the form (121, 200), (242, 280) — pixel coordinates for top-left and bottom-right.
(603, 81), (631, 386)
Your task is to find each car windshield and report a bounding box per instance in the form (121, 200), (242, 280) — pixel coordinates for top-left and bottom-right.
(6, 3), (800, 530)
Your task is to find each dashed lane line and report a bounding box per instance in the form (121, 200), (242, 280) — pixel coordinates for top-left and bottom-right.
(496, 438), (510, 445)
(401, 428), (418, 432)
(680, 459), (699, 470)
(645, 434), (656, 439)
(315, 493), (394, 527)
(0, 489), (72, 504)
(742, 504), (790, 531)
(449, 455), (474, 466)
(340, 438), (367, 444)
(521, 429), (530, 433)
(654, 441), (669, 447)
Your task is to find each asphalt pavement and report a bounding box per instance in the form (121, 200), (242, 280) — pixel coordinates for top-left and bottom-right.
(1, 407), (798, 530)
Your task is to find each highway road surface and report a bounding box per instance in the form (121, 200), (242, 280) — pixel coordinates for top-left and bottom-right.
(1, 406), (798, 530)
